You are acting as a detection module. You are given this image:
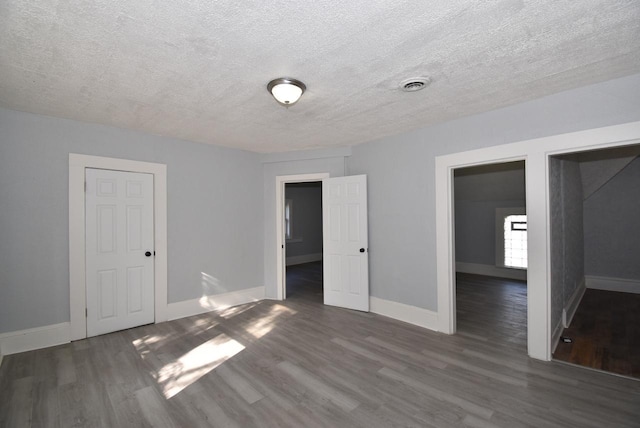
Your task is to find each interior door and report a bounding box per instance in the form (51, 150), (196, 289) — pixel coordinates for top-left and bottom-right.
(322, 175), (369, 311)
(85, 168), (155, 337)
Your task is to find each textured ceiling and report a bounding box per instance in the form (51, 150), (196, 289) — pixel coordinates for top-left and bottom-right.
(1, 1), (639, 153)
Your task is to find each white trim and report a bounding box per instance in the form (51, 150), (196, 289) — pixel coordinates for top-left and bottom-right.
(69, 154), (168, 341)
(551, 317), (564, 354)
(167, 287), (265, 321)
(370, 297), (439, 332)
(0, 322), (70, 356)
(275, 173), (330, 301)
(436, 121), (640, 362)
(261, 146), (352, 164)
(456, 262), (527, 281)
(585, 275), (640, 294)
(563, 277), (586, 328)
(286, 253), (323, 266)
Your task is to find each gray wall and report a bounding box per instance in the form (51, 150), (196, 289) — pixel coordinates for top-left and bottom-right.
(285, 182), (323, 258)
(549, 158), (585, 330)
(0, 107), (263, 334)
(2, 73), (640, 333)
(584, 156), (640, 280)
(454, 162), (525, 266)
(347, 73), (640, 311)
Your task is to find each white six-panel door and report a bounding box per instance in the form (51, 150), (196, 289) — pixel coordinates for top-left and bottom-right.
(322, 175), (369, 311)
(85, 168), (155, 337)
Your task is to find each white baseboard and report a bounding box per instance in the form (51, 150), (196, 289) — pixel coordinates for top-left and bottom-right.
(562, 277), (586, 328)
(551, 317), (564, 354)
(286, 253), (322, 266)
(585, 275), (640, 294)
(370, 297), (439, 332)
(456, 262), (527, 281)
(0, 322), (70, 357)
(168, 286), (265, 321)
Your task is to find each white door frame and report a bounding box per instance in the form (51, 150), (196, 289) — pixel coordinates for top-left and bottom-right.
(275, 173), (330, 300)
(435, 121), (640, 361)
(69, 154), (168, 341)
(442, 156), (528, 337)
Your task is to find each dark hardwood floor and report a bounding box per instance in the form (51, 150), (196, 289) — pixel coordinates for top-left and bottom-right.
(1, 265), (639, 427)
(553, 289), (640, 379)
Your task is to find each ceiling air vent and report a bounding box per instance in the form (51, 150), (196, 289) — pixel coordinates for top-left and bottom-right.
(400, 77), (431, 92)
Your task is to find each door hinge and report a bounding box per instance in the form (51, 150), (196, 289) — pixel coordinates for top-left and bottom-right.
(84, 181), (87, 192)
(85, 308), (88, 317)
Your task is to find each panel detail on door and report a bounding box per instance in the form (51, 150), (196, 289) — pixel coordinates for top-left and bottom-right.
(323, 175), (369, 312)
(98, 269), (117, 320)
(127, 266), (144, 313)
(86, 168), (155, 337)
(97, 205), (117, 253)
(126, 206), (143, 251)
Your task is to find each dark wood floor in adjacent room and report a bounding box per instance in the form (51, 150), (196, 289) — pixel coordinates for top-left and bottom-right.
(553, 288), (640, 379)
(1, 264), (639, 427)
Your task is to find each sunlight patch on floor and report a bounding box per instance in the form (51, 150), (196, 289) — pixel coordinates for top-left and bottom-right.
(244, 304), (297, 339)
(132, 333), (173, 356)
(156, 333), (244, 399)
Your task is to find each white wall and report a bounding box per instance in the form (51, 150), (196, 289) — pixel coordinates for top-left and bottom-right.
(0, 108), (263, 334)
(347, 73), (640, 312)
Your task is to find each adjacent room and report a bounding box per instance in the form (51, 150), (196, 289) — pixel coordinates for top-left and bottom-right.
(454, 162), (528, 350)
(1, 1), (640, 427)
(284, 181), (324, 301)
(550, 145), (640, 378)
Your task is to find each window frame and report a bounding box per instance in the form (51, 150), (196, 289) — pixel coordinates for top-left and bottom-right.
(495, 207), (527, 270)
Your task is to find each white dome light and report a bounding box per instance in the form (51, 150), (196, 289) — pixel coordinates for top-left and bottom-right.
(267, 78), (306, 106)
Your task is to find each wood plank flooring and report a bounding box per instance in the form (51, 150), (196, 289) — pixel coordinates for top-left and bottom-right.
(1, 264), (639, 427)
(553, 289), (640, 378)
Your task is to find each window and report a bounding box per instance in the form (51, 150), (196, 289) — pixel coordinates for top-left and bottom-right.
(504, 214), (527, 269)
(495, 207), (527, 270)
(284, 199), (293, 239)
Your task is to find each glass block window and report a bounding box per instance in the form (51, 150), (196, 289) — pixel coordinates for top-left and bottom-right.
(504, 215), (527, 269)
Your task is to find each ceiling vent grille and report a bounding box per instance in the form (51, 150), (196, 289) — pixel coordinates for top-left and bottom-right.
(400, 77), (431, 92)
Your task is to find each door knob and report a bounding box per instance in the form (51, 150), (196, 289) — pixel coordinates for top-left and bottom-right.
(145, 251), (152, 257)
(359, 248), (365, 253)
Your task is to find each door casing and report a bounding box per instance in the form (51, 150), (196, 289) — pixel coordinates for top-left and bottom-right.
(275, 173), (330, 301)
(69, 154), (168, 341)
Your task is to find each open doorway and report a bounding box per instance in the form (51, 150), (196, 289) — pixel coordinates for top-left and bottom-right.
(453, 161), (528, 349)
(550, 145), (640, 378)
(284, 182), (324, 302)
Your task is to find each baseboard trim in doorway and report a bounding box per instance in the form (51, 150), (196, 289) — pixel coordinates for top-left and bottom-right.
(286, 253), (322, 266)
(585, 275), (640, 294)
(370, 297), (439, 332)
(0, 322), (70, 357)
(168, 286), (265, 321)
(563, 278), (586, 328)
(456, 262), (527, 281)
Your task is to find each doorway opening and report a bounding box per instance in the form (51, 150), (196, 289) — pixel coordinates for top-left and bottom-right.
(275, 173), (329, 301)
(284, 181), (324, 302)
(549, 144), (640, 379)
(453, 161), (528, 349)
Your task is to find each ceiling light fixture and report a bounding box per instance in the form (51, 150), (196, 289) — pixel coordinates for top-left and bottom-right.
(267, 77), (306, 106)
